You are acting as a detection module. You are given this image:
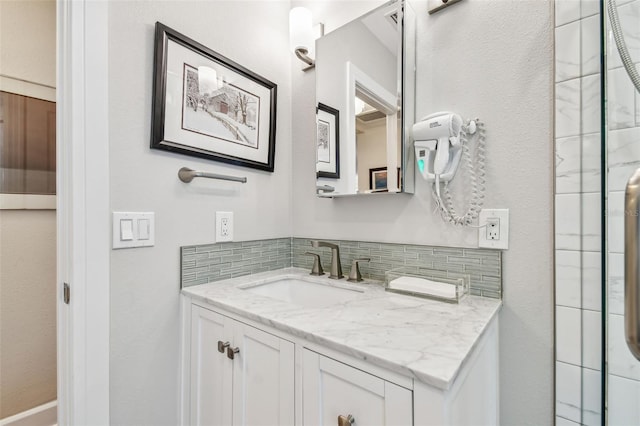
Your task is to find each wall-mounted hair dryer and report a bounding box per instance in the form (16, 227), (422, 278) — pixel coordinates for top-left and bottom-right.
(412, 111), (486, 226)
(412, 112), (463, 182)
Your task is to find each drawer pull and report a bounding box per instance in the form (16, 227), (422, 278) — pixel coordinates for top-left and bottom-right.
(338, 414), (355, 426)
(227, 346), (240, 360)
(217, 341), (230, 353)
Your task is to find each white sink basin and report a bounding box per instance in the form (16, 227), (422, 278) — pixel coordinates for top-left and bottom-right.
(241, 278), (364, 308)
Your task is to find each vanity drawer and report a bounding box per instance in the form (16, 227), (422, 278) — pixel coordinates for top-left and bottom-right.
(302, 349), (413, 426)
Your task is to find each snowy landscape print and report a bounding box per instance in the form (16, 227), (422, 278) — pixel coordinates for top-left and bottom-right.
(317, 119), (330, 163)
(182, 64), (260, 149)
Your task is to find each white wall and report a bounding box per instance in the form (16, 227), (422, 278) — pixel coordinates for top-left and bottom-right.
(0, 0), (55, 87)
(291, 0), (554, 424)
(0, 0), (57, 419)
(0, 211), (57, 419)
(107, 1), (292, 424)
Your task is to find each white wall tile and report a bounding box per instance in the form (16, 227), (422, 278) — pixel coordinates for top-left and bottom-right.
(581, 192), (601, 251)
(556, 136), (582, 193)
(609, 252), (625, 315)
(581, 74), (601, 135)
(556, 417), (580, 426)
(608, 191), (626, 254)
(581, 15), (600, 76)
(608, 68), (636, 130)
(582, 133), (601, 193)
(582, 367), (602, 426)
(557, 79), (582, 138)
(608, 127), (640, 192)
(609, 313), (640, 381)
(582, 251), (602, 312)
(556, 0), (581, 26)
(582, 309), (602, 370)
(557, 20), (582, 82)
(557, 250), (582, 308)
(557, 361), (583, 422)
(608, 374), (640, 425)
(557, 306), (583, 365)
(581, 0), (600, 17)
(556, 193), (582, 250)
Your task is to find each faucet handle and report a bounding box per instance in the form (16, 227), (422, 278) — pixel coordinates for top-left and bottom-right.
(304, 252), (324, 276)
(347, 258), (370, 282)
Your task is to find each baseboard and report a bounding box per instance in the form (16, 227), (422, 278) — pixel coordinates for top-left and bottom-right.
(0, 401), (57, 426)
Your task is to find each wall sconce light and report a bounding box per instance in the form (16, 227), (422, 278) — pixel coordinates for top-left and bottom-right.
(289, 7), (321, 71)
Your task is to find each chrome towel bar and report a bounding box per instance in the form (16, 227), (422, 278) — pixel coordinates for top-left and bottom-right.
(178, 167), (247, 184)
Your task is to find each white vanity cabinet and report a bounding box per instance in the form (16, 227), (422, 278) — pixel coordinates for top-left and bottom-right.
(302, 349), (413, 425)
(182, 277), (500, 426)
(189, 304), (295, 426)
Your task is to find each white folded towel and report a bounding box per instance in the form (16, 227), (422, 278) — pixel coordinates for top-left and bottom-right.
(388, 276), (458, 300)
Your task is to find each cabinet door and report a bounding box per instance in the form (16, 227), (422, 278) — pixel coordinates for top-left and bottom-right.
(302, 350), (413, 426)
(231, 322), (295, 426)
(190, 305), (233, 426)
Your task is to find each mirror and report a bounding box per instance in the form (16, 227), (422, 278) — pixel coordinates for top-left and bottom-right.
(315, 0), (415, 197)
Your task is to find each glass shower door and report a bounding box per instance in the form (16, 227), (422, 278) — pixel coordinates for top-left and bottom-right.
(605, 0), (640, 423)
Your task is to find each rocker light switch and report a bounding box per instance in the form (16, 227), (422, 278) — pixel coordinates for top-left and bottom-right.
(113, 212), (155, 249)
(138, 219), (150, 240)
(120, 219), (134, 241)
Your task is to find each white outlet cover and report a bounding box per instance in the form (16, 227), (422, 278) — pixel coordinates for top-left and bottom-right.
(216, 211), (234, 242)
(478, 209), (509, 250)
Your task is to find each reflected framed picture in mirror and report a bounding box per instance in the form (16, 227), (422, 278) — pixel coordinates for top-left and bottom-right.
(316, 103), (340, 179)
(369, 167), (401, 192)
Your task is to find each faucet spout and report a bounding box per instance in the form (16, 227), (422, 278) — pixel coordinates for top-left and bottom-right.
(310, 240), (343, 279)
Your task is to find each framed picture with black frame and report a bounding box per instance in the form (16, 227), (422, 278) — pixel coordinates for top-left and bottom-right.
(369, 167), (401, 192)
(316, 103), (340, 179)
(151, 22), (277, 172)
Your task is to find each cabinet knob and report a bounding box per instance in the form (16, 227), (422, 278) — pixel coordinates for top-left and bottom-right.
(217, 341), (230, 353)
(227, 346), (240, 360)
(338, 414), (355, 426)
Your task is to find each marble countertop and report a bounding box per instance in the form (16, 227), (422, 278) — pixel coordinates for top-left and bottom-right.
(182, 267), (501, 390)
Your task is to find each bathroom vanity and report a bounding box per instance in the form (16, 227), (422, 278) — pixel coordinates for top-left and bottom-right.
(180, 268), (501, 425)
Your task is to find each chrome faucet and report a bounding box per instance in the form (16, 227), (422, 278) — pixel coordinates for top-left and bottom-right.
(310, 240), (343, 279)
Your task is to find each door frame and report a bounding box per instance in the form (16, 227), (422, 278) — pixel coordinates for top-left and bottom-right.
(56, 0), (110, 424)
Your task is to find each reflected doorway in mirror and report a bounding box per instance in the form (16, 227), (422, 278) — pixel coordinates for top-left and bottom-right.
(316, 103), (340, 179)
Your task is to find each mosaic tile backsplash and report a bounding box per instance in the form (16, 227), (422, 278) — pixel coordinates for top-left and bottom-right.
(181, 237), (502, 298)
(181, 238), (291, 287)
(292, 238), (502, 298)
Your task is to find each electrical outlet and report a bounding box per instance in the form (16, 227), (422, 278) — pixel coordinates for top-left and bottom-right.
(478, 209), (509, 249)
(216, 211), (234, 242)
(486, 218), (500, 240)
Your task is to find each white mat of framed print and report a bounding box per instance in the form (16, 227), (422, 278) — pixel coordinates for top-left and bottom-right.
(316, 103), (340, 179)
(151, 22), (277, 172)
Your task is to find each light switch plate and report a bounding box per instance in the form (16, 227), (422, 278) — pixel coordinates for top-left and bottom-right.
(112, 212), (155, 249)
